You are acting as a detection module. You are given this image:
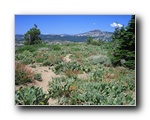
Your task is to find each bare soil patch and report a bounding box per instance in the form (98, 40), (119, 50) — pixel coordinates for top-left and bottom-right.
(78, 72), (88, 80)
(26, 63), (61, 92)
(15, 54), (87, 105)
(63, 54), (72, 62)
(15, 63), (59, 105)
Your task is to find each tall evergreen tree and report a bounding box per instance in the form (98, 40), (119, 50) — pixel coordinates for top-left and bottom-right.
(121, 15), (135, 68)
(111, 15), (135, 69)
(111, 26), (126, 66)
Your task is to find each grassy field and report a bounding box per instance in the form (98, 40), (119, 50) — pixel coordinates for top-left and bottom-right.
(15, 42), (135, 105)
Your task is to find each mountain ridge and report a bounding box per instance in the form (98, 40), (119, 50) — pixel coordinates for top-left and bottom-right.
(15, 29), (113, 42)
(75, 29), (112, 41)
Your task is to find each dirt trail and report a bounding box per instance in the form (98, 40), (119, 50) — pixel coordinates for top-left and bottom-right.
(15, 54), (78, 105)
(26, 64), (59, 105)
(27, 65), (56, 92)
(26, 53), (72, 92)
(63, 54), (72, 62)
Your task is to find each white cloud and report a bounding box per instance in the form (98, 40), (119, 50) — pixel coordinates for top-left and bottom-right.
(110, 22), (123, 28)
(118, 24), (123, 27)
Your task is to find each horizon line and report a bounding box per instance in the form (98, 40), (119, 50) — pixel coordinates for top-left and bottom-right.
(15, 29), (113, 35)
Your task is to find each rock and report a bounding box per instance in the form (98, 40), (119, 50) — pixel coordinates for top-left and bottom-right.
(120, 59), (126, 65)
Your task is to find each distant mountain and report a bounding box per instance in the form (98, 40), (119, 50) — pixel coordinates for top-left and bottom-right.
(40, 34), (88, 42)
(75, 29), (112, 41)
(15, 29), (112, 42)
(15, 34), (24, 41)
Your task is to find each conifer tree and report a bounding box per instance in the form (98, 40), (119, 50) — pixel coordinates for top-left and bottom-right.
(111, 15), (135, 69)
(24, 24), (41, 45)
(121, 15), (135, 69)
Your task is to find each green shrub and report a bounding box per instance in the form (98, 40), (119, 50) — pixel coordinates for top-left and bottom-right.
(87, 55), (112, 66)
(48, 77), (78, 99)
(52, 44), (61, 51)
(15, 50), (35, 64)
(35, 51), (48, 63)
(64, 69), (79, 78)
(15, 86), (50, 105)
(15, 43), (48, 54)
(34, 73), (42, 81)
(48, 76), (135, 105)
(91, 40), (98, 45)
(15, 45), (37, 54)
(86, 37), (93, 44)
(52, 61), (83, 75)
(15, 62), (34, 85)
(89, 69), (103, 82)
(36, 58), (44, 63)
(73, 82), (134, 105)
(42, 55), (63, 66)
(43, 60), (53, 66)
(38, 47), (49, 51)
(30, 65), (36, 68)
(42, 60), (51, 66)
(81, 61), (92, 73)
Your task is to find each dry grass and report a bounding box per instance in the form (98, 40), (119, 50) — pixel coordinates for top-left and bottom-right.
(15, 62), (34, 85)
(64, 69), (80, 77)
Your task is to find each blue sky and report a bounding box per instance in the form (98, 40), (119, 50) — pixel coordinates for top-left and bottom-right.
(15, 15), (132, 35)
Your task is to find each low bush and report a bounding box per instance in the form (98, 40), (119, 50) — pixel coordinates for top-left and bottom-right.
(64, 69), (79, 78)
(75, 81), (135, 105)
(48, 77), (79, 99)
(34, 73), (42, 81)
(87, 55), (112, 66)
(15, 45), (38, 54)
(89, 69), (103, 82)
(52, 44), (61, 51)
(15, 43), (48, 54)
(35, 52), (48, 63)
(15, 62), (34, 85)
(30, 65), (36, 68)
(52, 61), (83, 75)
(15, 86), (50, 105)
(42, 55), (63, 66)
(48, 76), (135, 105)
(15, 50), (35, 64)
(36, 58), (44, 63)
(42, 60), (51, 66)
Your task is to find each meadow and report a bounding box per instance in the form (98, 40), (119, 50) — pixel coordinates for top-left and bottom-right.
(15, 42), (135, 105)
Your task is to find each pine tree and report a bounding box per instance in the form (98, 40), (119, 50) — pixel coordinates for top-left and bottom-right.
(111, 15), (135, 69)
(24, 24), (41, 45)
(121, 15), (135, 69)
(111, 26), (126, 66)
